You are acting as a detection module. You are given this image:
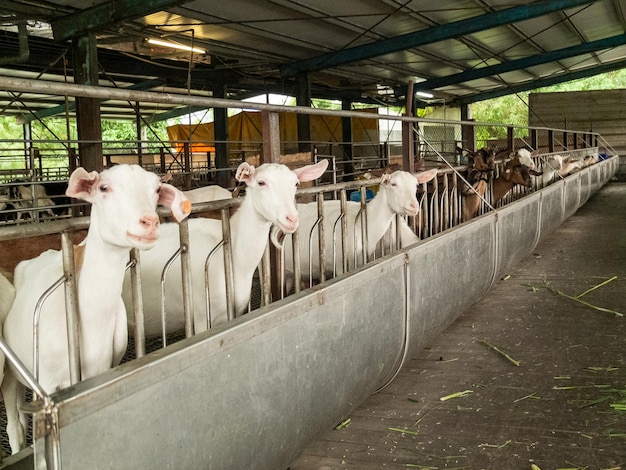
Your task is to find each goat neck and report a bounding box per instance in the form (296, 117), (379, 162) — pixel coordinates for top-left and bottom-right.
(73, 217), (131, 376)
(228, 195), (273, 277)
(360, 187), (397, 254)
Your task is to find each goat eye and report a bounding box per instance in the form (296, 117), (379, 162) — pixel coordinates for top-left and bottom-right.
(258, 180), (266, 187)
(99, 184), (109, 193)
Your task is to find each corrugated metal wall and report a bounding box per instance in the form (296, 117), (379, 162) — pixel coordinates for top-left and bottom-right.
(529, 90), (626, 154)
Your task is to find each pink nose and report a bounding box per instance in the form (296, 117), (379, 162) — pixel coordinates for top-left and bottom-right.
(407, 202), (419, 215)
(140, 215), (160, 231)
(285, 213), (298, 231)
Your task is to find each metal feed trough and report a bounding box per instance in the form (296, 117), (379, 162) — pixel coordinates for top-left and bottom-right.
(0, 154), (617, 469)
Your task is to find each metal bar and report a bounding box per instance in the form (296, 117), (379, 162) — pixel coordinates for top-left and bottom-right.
(291, 230), (301, 294)
(281, 0), (595, 76)
(455, 57), (626, 106)
(204, 240), (225, 329)
(159, 247), (184, 347)
(340, 190), (349, 275)
(61, 231), (81, 385)
(51, 0), (189, 41)
(261, 243), (272, 306)
(0, 336), (47, 405)
(419, 32), (626, 91)
(128, 249), (146, 358)
(359, 186), (368, 266)
(221, 208), (236, 321)
(316, 195), (326, 284)
(178, 220), (194, 337)
(308, 212), (322, 288)
(0, 76), (604, 137)
(331, 210), (344, 278)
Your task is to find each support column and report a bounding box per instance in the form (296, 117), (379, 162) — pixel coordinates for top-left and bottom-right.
(135, 102), (143, 166)
(507, 126), (515, 151)
(72, 33), (103, 172)
(460, 105), (475, 155)
(262, 110), (280, 164)
(402, 81), (415, 173)
(213, 85), (230, 187)
(341, 99), (354, 181)
(295, 73), (311, 153)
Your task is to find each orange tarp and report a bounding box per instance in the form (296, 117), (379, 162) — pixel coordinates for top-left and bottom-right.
(166, 109), (378, 154)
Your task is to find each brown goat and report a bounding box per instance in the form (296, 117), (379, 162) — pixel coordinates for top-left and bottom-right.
(492, 156), (532, 205)
(462, 148), (495, 221)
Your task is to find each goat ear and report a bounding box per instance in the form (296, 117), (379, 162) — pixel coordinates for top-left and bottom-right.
(293, 159), (328, 183)
(416, 168), (437, 184)
(66, 168), (100, 201)
(158, 183), (191, 222)
(380, 173), (392, 185)
(235, 162), (256, 183)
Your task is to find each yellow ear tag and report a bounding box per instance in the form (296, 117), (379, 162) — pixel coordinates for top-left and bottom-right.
(181, 199), (192, 214)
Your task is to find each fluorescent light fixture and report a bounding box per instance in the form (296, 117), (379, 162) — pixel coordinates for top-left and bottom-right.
(147, 38), (205, 54)
(415, 91), (434, 99)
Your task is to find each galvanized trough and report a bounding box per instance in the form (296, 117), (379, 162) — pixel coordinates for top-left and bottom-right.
(12, 156), (618, 469)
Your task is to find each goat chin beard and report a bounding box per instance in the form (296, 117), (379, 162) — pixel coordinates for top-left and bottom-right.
(270, 225), (288, 249)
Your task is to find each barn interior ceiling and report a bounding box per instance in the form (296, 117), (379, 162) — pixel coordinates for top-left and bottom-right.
(1, 0), (626, 122)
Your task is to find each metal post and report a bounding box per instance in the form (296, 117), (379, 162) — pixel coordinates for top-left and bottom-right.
(129, 248), (146, 358)
(221, 208), (236, 321)
(316, 194), (326, 283)
(179, 219), (194, 336)
(61, 231), (81, 385)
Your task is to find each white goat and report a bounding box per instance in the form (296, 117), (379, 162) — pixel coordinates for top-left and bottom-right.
(1, 164), (190, 454)
(516, 148), (539, 170)
(17, 184), (56, 219)
(541, 155), (564, 186)
(184, 185), (232, 204)
(0, 269), (15, 322)
(282, 168), (438, 291)
(123, 160), (328, 337)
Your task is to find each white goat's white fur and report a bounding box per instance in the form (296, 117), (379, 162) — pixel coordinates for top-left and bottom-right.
(541, 155), (564, 186)
(183, 185), (232, 204)
(282, 169), (437, 290)
(516, 148), (538, 170)
(123, 160), (328, 337)
(1, 164), (189, 454)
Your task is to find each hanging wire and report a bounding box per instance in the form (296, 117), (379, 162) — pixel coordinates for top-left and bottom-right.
(415, 126), (495, 213)
(458, 3), (595, 133)
(310, 0), (415, 71)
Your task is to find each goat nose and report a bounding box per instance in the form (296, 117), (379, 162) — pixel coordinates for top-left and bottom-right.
(140, 215), (159, 230)
(285, 213), (298, 230)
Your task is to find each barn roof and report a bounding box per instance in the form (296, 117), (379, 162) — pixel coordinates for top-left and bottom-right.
(1, 0), (625, 120)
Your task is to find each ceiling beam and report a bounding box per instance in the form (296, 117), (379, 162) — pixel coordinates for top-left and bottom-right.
(280, 0), (597, 78)
(453, 58), (626, 105)
(51, 0), (191, 42)
(417, 33), (626, 91)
